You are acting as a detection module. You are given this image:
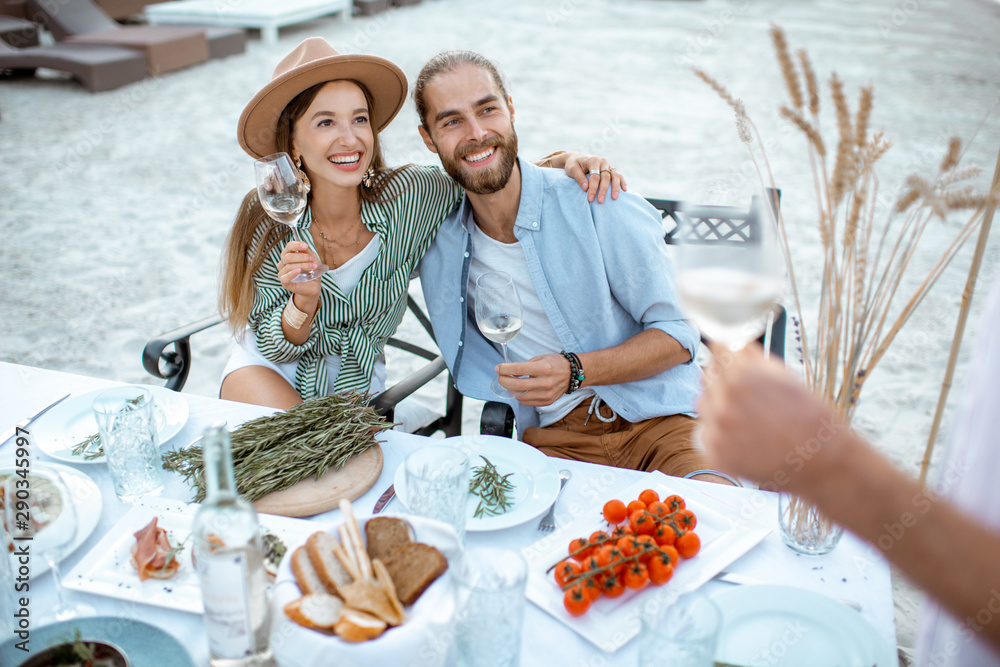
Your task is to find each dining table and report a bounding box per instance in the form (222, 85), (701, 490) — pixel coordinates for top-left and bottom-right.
(0, 361), (899, 666)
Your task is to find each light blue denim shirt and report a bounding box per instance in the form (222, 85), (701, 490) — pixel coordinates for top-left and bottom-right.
(419, 157), (702, 435)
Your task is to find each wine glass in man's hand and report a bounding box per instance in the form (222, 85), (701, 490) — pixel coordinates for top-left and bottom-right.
(255, 152), (328, 283)
(475, 271), (524, 399)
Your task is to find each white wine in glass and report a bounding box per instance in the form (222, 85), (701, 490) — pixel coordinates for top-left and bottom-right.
(675, 189), (784, 352)
(475, 271), (524, 399)
(255, 152), (328, 283)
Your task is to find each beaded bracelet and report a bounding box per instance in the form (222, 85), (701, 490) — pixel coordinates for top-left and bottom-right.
(560, 350), (586, 394)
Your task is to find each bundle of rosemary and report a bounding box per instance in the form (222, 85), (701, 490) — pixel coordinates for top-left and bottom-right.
(163, 393), (389, 503)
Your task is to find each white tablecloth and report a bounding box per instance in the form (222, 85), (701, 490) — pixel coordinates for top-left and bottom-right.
(0, 361), (898, 665)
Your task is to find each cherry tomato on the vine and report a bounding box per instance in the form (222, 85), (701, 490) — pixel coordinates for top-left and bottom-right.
(602, 499), (628, 524)
(664, 494), (686, 512)
(638, 489), (660, 506)
(569, 537), (592, 561)
(624, 561), (650, 590)
(564, 584), (591, 616)
(676, 531), (701, 559)
(554, 559), (582, 588)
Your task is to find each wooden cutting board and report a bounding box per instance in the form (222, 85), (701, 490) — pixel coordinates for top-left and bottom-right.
(253, 443), (383, 518)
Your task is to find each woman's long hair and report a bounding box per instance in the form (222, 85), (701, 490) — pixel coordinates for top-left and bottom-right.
(220, 80), (405, 334)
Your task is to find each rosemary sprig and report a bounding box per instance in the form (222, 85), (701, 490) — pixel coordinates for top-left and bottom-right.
(72, 394), (144, 460)
(71, 433), (104, 460)
(469, 456), (515, 518)
(162, 392), (389, 503)
(160, 534), (187, 575)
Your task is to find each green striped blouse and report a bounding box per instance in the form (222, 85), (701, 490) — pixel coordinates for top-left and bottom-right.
(246, 165), (463, 400)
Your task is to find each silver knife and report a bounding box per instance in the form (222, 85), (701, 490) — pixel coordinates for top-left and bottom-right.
(372, 484), (395, 514)
(0, 393), (71, 448)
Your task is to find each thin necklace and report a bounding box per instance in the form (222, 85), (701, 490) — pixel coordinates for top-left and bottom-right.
(317, 221), (363, 248)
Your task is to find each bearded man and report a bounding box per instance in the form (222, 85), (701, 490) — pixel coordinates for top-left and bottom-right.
(414, 51), (734, 484)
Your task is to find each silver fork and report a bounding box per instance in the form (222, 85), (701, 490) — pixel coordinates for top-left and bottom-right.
(537, 469), (572, 532)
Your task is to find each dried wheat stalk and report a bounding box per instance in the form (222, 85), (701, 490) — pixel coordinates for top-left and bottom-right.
(695, 24), (997, 539)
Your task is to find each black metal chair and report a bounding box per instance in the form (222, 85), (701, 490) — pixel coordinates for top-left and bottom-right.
(479, 191), (787, 436)
(141, 292), (463, 438)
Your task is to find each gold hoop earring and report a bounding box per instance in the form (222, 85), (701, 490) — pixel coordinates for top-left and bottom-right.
(293, 155), (311, 195)
(362, 167), (376, 189)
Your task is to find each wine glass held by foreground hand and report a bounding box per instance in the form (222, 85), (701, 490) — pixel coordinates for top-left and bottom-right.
(674, 188), (785, 352)
(3, 469), (95, 623)
(255, 152), (329, 283)
(475, 271), (525, 399)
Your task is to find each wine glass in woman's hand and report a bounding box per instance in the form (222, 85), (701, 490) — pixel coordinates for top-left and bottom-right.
(4, 467), (94, 623)
(255, 152), (328, 283)
(475, 271), (524, 399)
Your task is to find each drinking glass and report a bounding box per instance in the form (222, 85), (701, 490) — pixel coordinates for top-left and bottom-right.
(475, 271), (524, 398)
(639, 591), (722, 667)
(92, 387), (164, 504)
(255, 151), (328, 283)
(452, 548), (528, 667)
(779, 492), (844, 555)
(674, 188), (784, 353)
(3, 468), (95, 623)
(403, 445), (470, 544)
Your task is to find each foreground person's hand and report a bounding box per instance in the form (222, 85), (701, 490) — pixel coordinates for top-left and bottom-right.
(698, 344), (851, 492)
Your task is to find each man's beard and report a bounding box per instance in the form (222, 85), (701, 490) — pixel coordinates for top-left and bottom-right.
(438, 127), (518, 195)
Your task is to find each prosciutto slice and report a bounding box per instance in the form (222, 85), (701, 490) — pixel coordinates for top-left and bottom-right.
(132, 517), (173, 581)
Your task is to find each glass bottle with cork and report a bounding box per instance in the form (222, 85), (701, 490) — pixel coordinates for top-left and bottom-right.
(192, 423), (274, 666)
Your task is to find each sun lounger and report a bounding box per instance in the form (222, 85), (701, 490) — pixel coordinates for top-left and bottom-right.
(94, 0), (168, 20)
(0, 15), (37, 47)
(0, 39), (147, 91)
(145, 0), (350, 44)
(25, 0), (245, 75)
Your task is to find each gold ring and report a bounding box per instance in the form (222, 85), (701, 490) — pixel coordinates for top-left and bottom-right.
(600, 169), (612, 174)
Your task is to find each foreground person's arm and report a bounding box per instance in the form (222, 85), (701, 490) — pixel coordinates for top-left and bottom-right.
(698, 348), (1000, 654)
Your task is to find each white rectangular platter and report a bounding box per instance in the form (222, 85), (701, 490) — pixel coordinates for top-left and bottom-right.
(64, 496), (317, 614)
(521, 472), (770, 652)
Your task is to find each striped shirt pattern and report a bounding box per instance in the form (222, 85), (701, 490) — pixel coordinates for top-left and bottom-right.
(247, 165), (462, 400)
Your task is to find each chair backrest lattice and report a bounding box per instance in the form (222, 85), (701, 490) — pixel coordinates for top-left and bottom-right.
(646, 188), (781, 247)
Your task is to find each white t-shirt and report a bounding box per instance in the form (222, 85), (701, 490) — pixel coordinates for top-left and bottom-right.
(917, 281), (1000, 666)
(467, 224), (594, 426)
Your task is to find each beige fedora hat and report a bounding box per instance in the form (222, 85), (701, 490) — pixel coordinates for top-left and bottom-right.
(238, 37), (407, 159)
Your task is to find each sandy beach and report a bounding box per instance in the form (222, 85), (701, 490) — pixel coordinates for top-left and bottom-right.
(2, 0), (1000, 661)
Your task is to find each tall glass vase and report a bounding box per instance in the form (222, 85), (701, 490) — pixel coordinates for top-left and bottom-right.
(778, 493), (844, 555)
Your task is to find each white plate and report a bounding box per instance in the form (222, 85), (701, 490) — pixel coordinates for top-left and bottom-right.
(271, 514), (461, 667)
(0, 462), (102, 578)
(521, 472), (771, 653)
(711, 584), (896, 666)
(33, 385), (189, 465)
(63, 496), (317, 614)
(392, 434), (562, 532)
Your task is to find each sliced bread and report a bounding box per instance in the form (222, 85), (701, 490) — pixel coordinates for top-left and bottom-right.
(381, 542), (448, 606)
(339, 578), (403, 627)
(290, 546), (327, 596)
(364, 516), (413, 562)
(284, 592), (344, 631)
(305, 531), (353, 598)
(334, 609), (387, 642)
